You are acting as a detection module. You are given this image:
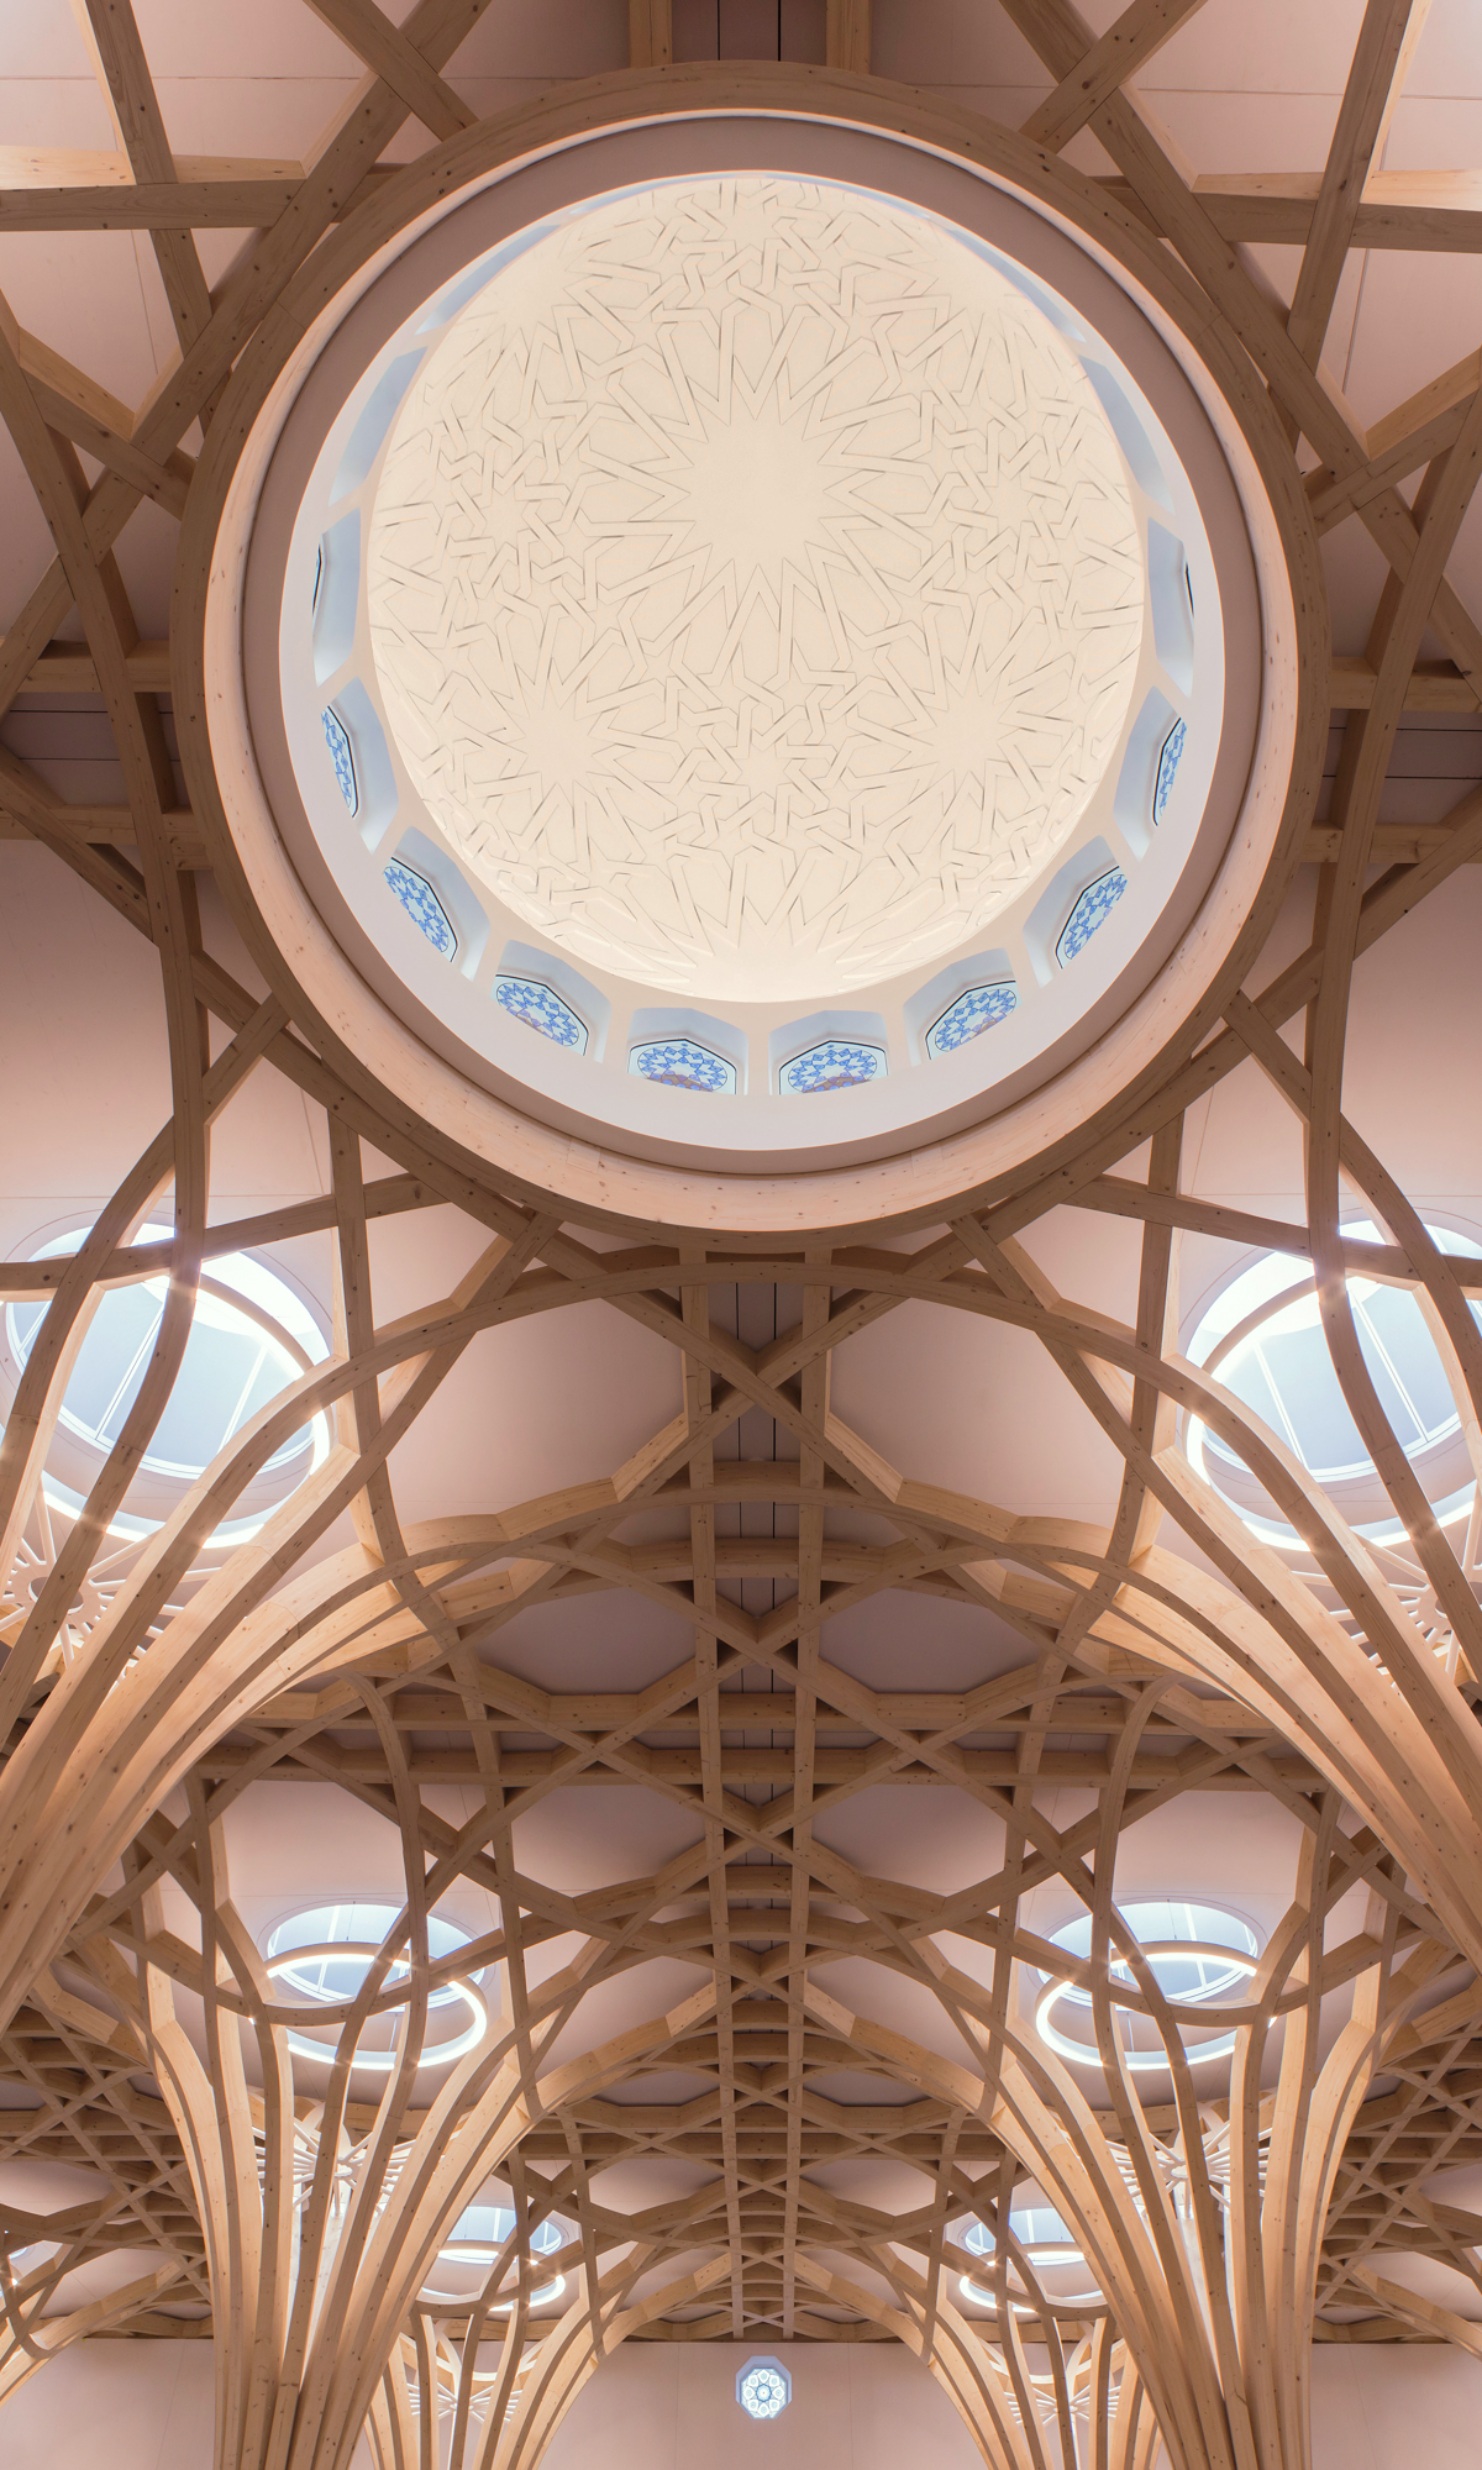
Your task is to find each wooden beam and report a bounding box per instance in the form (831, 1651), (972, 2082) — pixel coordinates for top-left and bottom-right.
(299, 0), (477, 141)
(825, 0), (871, 73)
(1102, 167), (1482, 251)
(1286, 0), (1432, 368)
(1022, 0), (1214, 154)
(629, 0), (673, 67)
(1330, 655), (1482, 711)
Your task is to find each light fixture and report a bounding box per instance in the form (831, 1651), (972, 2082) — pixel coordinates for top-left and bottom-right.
(1184, 1223), (1482, 1546)
(1034, 1901), (1261, 2072)
(263, 1903), (489, 2071)
(3, 1224), (330, 1542)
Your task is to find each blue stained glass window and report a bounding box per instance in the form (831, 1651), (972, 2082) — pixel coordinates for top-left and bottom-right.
(494, 974), (587, 1052)
(1056, 867), (1128, 967)
(631, 1038), (736, 1093)
(927, 981), (1018, 1060)
(779, 1039), (886, 1095)
(321, 705), (358, 816)
(384, 857), (457, 958)
(1153, 716), (1187, 823)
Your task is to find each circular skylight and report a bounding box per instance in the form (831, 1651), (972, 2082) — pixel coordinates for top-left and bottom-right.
(960, 2199), (1102, 2312)
(1185, 1225), (1482, 1545)
(737, 2356), (791, 2419)
(420, 2201), (569, 2307)
(3, 1228), (329, 1543)
(1035, 1900), (1261, 2073)
(263, 1902), (489, 2072)
(367, 175), (1143, 1006)
(207, 106), (1303, 1227)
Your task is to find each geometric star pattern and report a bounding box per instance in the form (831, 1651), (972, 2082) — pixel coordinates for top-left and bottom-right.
(368, 176), (1145, 1002)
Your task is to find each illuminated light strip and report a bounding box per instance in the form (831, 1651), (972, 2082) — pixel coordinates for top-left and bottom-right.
(1034, 1941), (1259, 2070)
(264, 1943), (488, 2070)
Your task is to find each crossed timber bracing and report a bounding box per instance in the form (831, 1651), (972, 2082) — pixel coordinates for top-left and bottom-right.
(4, 4), (1482, 2469)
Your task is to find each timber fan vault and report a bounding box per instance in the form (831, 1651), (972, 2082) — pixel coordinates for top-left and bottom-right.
(3, 4), (1482, 2469)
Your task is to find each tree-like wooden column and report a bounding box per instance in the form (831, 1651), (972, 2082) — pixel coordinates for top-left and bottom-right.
(0, 2197), (184, 2408)
(797, 2252), (1160, 2470)
(84, 1803), (715, 2470)
(365, 2254), (731, 2470)
(805, 1806), (1441, 2470)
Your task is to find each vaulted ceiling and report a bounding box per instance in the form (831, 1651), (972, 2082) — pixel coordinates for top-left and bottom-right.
(4, 8), (1482, 2470)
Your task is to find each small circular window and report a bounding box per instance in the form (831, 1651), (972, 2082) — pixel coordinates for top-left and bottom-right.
(262, 1902), (490, 2072)
(1185, 1224), (1481, 1545)
(4, 1227), (330, 1543)
(737, 2358), (790, 2420)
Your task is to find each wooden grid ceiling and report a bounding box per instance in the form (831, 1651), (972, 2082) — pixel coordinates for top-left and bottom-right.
(5, 4), (1482, 2469)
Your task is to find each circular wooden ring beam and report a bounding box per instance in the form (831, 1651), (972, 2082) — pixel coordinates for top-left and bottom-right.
(176, 63), (1327, 1242)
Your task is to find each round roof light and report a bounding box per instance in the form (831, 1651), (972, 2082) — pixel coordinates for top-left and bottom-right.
(263, 1902), (489, 2072)
(960, 2201), (1103, 2311)
(3, 1227), (329, 1544)
(419, 2202), (569, 2306)
(199, 102), (1308, 1232)
(737, 2356), (791, 2419)
(1185, 1224), (1482, 1545)
(1034, 1900), (1261, 2073)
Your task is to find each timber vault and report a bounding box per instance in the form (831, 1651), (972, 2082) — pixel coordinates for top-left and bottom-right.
(4, 6), (1482, 2470)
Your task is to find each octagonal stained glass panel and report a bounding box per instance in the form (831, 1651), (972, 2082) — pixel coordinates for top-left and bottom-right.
(1056, 867), (1128, 967)
(384, 857), (458, 959)
(926, 981), (1019, 1059)
(779, 1040), (886, 1095)
(630, 1038), (737, 1093)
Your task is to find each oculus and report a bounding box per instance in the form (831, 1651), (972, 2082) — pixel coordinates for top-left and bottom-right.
(207, 106), (1300, 1221)
(3, 1227), (329, 1544)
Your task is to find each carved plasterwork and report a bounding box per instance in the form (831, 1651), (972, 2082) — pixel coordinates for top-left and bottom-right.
(367, 174), (1145, 1001)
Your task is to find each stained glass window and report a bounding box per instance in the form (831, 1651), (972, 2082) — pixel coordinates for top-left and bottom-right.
(494, 974), (587, 1051)
(1153, 715), (1187, 823)
(737, 2360), (790, 2420)
(321, 705), (358, 815)
(1056, 867), (1127, 966)
(384, 857), (457, 958)
(926, 981), (1018, 1059)
(630, 1038), (736, 1093)
(779, 1039), (886, 1094)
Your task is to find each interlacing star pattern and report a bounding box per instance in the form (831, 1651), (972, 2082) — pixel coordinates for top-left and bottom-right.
(368, 175), (1145, 1002)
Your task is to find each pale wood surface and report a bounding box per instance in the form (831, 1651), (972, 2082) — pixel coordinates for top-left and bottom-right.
(0, 17), (1481, 2470)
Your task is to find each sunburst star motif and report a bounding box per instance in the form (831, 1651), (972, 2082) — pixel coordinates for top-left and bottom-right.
(368, 174), (1145, 1003)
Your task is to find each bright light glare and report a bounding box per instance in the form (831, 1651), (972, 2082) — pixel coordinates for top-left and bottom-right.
(1035, 1901), (1260, 2072)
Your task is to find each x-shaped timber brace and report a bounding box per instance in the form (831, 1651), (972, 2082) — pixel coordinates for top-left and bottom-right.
(4, 2), (1482, 2467)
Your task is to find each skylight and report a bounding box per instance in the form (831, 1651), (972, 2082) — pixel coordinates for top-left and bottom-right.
(263, 1903), (489, 2072)
(1034, 1900), (1261, 2073)
(4, 1227), (330, 1543)
(1186, 1224), (1482, 1544)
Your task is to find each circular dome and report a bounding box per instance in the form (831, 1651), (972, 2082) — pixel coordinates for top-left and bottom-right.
(367, 174), (1144, 1006)
(197, 94), (1315, 1232)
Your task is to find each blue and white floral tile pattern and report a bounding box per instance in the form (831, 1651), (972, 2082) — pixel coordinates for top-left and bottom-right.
(1153, 715), (1187, 823)
(321, 705), (358, 816)
(383, 857), (458, 958)
(926, 981), (1019, 1059)
(630, 1038), (736, 1093)
(1056, 866), (1128, 967)
(779, 1039), (887, 1095)
(495, 974), (588, 1051)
